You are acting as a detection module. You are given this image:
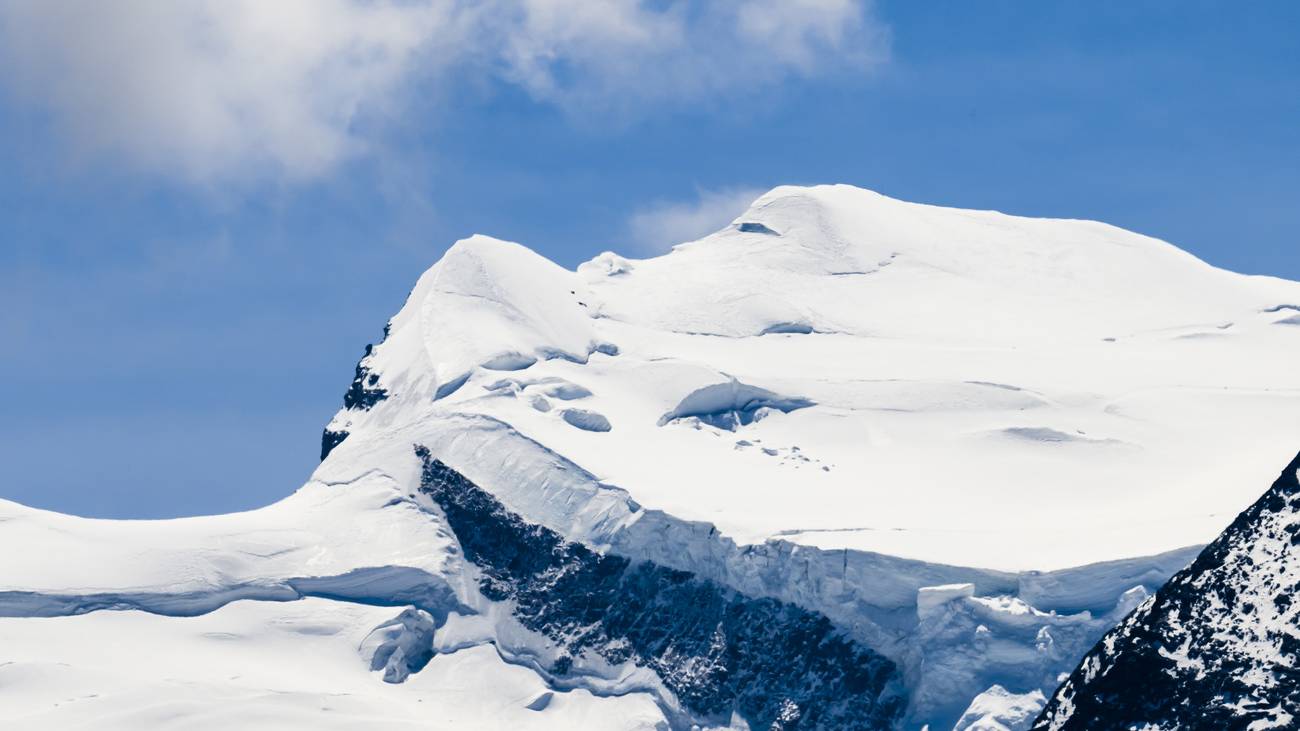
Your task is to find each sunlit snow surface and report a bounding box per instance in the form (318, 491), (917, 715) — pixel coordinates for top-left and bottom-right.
(0, 599), (666, 730)
(4, 185), (1300, 730)
(333, 184), (1300, 571)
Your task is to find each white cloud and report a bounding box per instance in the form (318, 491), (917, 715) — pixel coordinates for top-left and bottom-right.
(0, 1), (445, 183)
(0, 1), (887, 184)
(487, 0), (886, 114)
(627, 186), (767, 253)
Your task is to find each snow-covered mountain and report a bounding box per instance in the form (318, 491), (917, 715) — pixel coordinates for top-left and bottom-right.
(1033, 451), (1300, 731)
(327, 183), (1300, 571)
(3, 185), (1299, 730)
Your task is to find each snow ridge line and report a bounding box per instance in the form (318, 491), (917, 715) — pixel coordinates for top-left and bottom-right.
(0, 566), (463, 620)
(425, 412), (1196, 632)
(402, 412), (1204, 726)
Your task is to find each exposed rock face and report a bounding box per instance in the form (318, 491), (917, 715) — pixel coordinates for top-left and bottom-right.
(320, 343), (388, 459)
(1034, 451), (1300, 731)
(319, 428), (349, 461)
(343, 344), (390, 411)
(415, 447), (906, 730)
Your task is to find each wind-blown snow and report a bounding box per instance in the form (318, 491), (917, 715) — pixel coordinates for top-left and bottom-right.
(0, 473), (458, 615)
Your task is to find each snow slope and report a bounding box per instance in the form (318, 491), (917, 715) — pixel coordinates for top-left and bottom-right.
(0, 598), (666, 730)
(0, 474), (457, 612)
(4, 185), (1299, 729)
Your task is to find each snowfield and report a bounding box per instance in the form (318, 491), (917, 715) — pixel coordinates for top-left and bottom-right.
(0, 599), (666, 730)
(4, 185), (1298, 729)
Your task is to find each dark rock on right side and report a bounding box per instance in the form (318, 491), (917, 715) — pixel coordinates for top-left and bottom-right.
(1034, 451), (1300, 731)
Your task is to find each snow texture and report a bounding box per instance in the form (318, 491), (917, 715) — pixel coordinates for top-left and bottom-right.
(954, 685), (1046, 731)
(358, 607), (437, 683)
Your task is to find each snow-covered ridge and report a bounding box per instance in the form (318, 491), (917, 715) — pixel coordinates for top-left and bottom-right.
(5, 184), (1300, 729)
(308, 183), (1300, 726)
(0, 473), (462, 618)
(1, 400), (1179, 727)
(415, 449), (907, 730)
(340, 410), (1195, 728)
(328, 183), (1300, 571)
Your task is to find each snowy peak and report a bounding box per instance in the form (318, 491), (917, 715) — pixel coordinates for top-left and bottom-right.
(594, 183), (1283, 340)
(1034, 450), (1300, 730)
(732, 184), (1212, 276)
(392, 234), (600, 378)
(6, 183), (1300, 731)
(347, 184), (1295, 397)
(321, 183), (1300, 573)
(324, 233), (617, 447)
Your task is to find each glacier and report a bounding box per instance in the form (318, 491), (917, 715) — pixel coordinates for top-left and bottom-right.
(3, 184), (1299, 730)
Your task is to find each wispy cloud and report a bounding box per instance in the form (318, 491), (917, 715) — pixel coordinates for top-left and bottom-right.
(484, 0), (887, 113)
(0, 1), (443, 183)
(0, 1), (887, 185)
(627, 186), (767, 253)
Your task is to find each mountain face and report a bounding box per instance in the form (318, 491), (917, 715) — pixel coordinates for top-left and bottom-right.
(3, 185), (1300, 730)
(417, 449), (905, 730)
(325, 184), (1300, 573)
(308, 184), (1300, 728)
(1034, 452), (1300, 731)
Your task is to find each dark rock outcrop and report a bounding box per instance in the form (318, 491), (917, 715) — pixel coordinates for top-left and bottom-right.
(416, 447), (905, 730)
(319, 429), (349, 462)
(342, 344), (389, 411)
(1034, 452), (1300, 731)
(320, 343), (389, 460)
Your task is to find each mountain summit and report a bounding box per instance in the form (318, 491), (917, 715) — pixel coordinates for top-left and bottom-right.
(3, 185), (1299, 729)
(326, 183), (1300, 571)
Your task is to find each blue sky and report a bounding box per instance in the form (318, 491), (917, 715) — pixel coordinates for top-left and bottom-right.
(1, 1), (1297, 518)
